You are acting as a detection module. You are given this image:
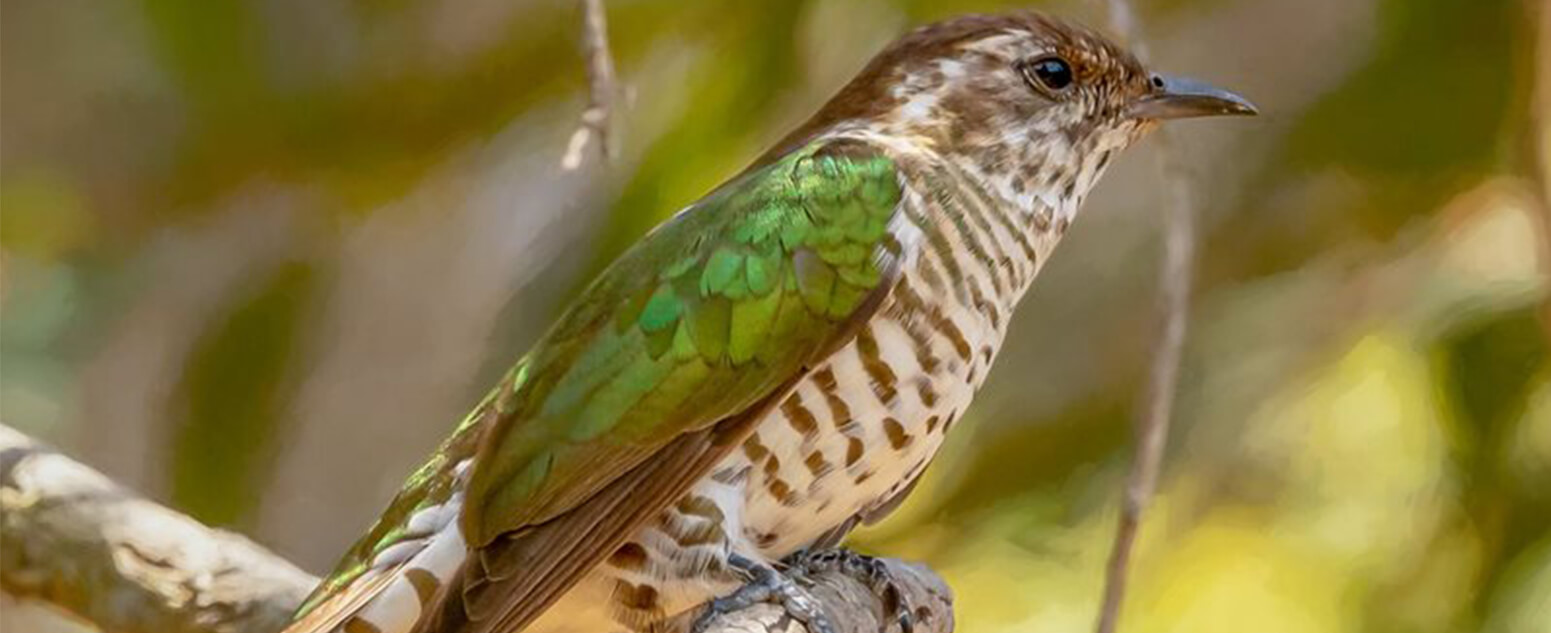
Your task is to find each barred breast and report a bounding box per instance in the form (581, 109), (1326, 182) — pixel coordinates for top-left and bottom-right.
(590, 147), (1071, 631)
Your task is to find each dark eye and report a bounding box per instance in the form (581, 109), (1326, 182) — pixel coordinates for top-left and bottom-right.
(1022, 56), (1075, 93)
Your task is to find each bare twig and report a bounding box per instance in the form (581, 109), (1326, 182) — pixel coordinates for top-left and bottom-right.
(1092, 2), (1198, 632)
(1529, 0), (1550, 222)
(561, 0), (619, 170)
(0, 423), (951, 633)
(1528, 0), (1551, 329)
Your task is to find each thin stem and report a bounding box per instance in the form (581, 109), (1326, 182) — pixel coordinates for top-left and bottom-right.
(1528, 0), (1551, 330)
(1091, 2), (1197, 632)
(561, 0), (618, 171)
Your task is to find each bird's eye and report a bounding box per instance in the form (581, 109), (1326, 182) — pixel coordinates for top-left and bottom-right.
(1022, 56), (1075, 94)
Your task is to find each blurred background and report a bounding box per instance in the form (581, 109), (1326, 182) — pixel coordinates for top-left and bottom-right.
(2, 0), (1548, 631)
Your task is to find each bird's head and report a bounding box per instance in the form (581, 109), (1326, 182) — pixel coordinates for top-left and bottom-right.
(779, 12), (1255, 217)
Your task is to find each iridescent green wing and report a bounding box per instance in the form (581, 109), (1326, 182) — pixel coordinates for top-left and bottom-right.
(427, 138), (905, 633)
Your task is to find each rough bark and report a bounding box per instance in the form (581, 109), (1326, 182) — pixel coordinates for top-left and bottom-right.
(687, 559), (954, 633)
(0, 424), (313, 633)
(0, 423), (953, 633)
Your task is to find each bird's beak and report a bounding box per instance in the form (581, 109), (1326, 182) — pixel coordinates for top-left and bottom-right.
(1126, 74), (1258, 120)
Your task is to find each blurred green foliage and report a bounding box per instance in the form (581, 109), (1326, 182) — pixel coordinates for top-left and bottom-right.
(1, 0), (1547, 631)
(1289, 0), (1516, 179)
(172, 259), (317, 526)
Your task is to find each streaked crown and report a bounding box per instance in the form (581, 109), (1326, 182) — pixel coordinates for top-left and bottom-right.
(773, 11), (1255, 221)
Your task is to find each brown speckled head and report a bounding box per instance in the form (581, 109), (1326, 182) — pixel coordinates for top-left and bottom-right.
(769, 12), (1255, 220)
(774, 13), (1152, 152)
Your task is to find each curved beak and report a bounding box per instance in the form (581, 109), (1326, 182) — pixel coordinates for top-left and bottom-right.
(1126, 74), (1258, 120)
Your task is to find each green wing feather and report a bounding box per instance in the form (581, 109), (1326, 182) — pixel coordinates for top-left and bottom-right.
(463, 137), (904, 545)
(290, 137), (905, 632)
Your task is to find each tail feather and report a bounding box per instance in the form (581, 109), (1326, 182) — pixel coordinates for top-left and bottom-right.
(283, 456), (474, 633)
(282, 565), (402, 633)
(283, 521), (470, 633)
(284, 367), (506, 633)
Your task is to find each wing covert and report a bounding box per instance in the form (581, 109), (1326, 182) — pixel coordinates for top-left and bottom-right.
(463, 137), (908, 548)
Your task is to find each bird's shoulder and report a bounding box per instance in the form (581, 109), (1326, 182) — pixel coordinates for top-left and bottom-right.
(461, 135), (911, 545)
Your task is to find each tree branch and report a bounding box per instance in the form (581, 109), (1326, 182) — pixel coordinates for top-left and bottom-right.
(560, 0), (619, 171)
(0, 423), (952, 633)
(1092, 2), (1197, 633)
(691, 560), (954, 633)
(0, 423), (314, 633)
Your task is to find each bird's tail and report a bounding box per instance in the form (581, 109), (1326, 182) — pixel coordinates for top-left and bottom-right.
(283, 363), (520, 633)
(282, 458), (475, 633)
(287, 519), (469, 633)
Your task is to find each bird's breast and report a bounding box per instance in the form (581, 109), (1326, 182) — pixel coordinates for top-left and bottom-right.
(733, 157), (1065, 556)
(590, 151), (1073, 629)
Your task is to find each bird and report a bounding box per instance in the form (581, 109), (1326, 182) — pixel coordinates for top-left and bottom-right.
(281, 10), (1255, 633)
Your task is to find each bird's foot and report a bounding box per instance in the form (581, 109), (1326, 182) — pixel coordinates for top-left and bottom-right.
(690, 552), (835, 633)
(785, 548), (918, 633)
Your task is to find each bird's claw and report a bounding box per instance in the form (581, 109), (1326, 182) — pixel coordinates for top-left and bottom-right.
(786, 549), (919, 633)
(691, 553), (835, 633)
